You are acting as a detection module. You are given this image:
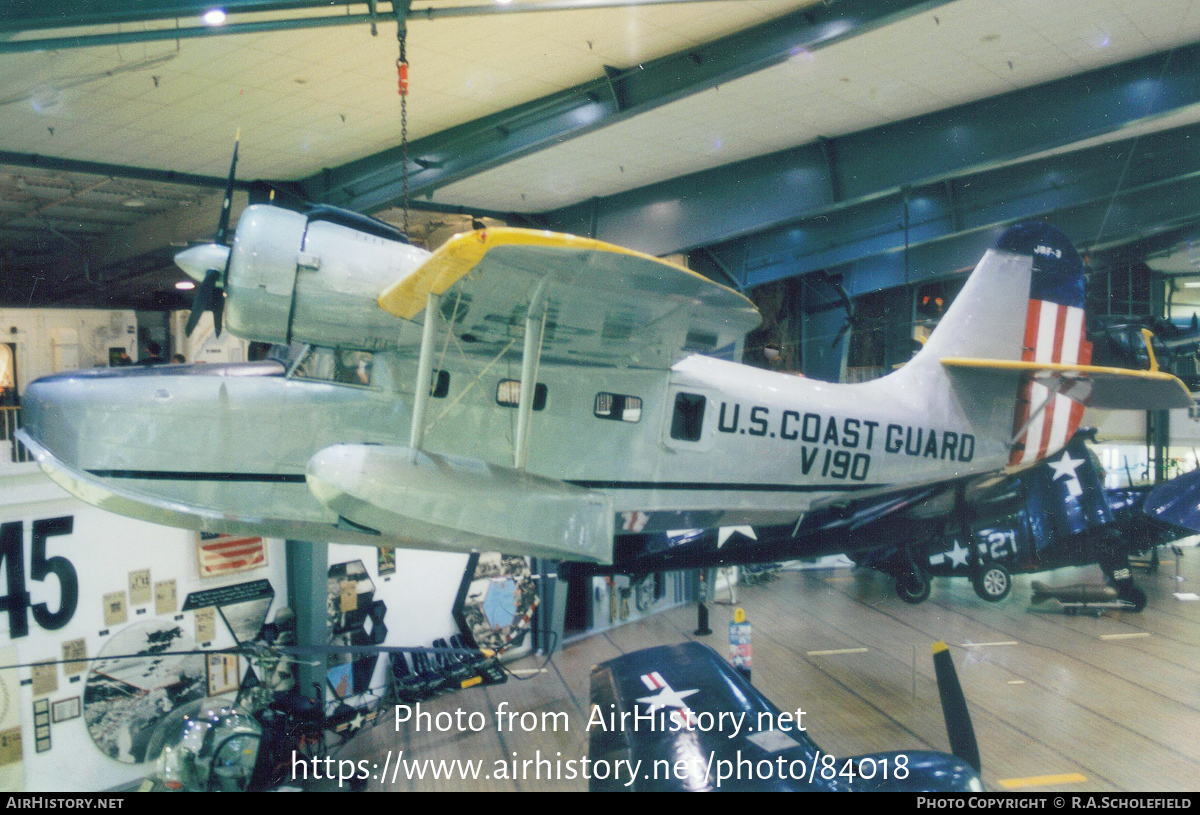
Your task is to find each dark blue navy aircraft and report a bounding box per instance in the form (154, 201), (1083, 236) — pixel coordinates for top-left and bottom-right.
(589, 640), (983, 791)
(589, 429), (1189, 611)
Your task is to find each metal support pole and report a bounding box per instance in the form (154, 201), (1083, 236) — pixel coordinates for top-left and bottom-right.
(693, 570), (713, 636)
(533, 559), (566, 655)
(285, 539), (329, 701)
(1154, 408), (1170, 484)
(514, 309), (543, 470)
(409, 292), (439, 451)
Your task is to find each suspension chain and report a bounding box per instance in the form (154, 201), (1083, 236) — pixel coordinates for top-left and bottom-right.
(397, 13), (410, 238)
(398, 34), (412, 242)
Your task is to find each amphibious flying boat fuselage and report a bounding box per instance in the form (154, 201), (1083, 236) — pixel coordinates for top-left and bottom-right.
(18, 216), (1192, 565)
(19, 344), (1007, 562)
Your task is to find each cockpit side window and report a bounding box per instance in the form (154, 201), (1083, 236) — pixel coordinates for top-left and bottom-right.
(291, 346), (374, 387)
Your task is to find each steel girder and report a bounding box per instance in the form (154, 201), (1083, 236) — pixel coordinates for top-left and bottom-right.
(543, 42), (1200, 259)
(0, 1), (311, 33)
(299, 0), (953, 212)
(765, 158), (1200, 303)
(709, 122), (1200, 291)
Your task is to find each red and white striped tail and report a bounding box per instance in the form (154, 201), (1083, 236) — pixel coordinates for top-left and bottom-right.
(1009, 299), (1093, 466)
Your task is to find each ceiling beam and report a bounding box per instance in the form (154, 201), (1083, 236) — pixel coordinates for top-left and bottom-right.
(0, 0), (936, 53)
(764, 166), (1200, 304)
(0, 151), (252, 192)
(540, 42), (1200, 258)
(300, 0), (954, 212)
(711, 123), (1200, 289)
(0, 1), (313, 34)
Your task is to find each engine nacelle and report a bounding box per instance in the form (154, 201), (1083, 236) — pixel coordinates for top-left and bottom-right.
(223, 205), (429, 350)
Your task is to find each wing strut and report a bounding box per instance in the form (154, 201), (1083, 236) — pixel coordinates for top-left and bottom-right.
(514, 283), (549, 470)
(409, 292), (440, 452)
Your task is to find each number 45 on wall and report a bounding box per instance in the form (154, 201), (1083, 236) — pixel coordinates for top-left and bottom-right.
(0, 517), (79, 638)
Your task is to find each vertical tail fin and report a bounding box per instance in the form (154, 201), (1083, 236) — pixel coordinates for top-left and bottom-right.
(999, 224), (1092, 465)
(895, 223), (1091, 468)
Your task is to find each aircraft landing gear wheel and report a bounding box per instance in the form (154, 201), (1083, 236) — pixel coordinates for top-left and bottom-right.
(1119, 585), (1148, 612)
(973, 563), (1011, 602)
(896, 571), (931, 604)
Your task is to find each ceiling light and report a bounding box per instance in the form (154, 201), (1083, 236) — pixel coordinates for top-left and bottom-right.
(202, 8), (227, 26)
(122, 197), (146, 208)
(175, 281), (196, 291)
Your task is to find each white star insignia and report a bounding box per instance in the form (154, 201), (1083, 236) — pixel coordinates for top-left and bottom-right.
(717, 526), (757, 548)
(1048, 451), (1084, 497)
(637, 685), (699, 714)
(946, 540), (970, 568)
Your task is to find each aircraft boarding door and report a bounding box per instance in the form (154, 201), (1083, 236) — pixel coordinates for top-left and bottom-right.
(661, 386), (719, 453)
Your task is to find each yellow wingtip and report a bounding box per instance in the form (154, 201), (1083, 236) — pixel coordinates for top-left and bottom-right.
(932, 640), (949, 655)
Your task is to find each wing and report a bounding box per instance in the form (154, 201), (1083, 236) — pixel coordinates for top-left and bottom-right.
(378, 228), (761, 368)
(589, 642), (828, 791)
(589, 642), (983, 792)
(1143, 468), (1200, 533)
(940, 358), (1192, 410)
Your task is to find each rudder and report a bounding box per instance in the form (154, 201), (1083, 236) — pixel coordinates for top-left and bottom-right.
(999, 224), (1092, 465)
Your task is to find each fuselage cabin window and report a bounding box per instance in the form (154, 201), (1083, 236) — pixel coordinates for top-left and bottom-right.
(496, 380), (548, 410)
(670, 392), (706, 441)
(594, 393), (642, 423)
(431, 369), (450, 398)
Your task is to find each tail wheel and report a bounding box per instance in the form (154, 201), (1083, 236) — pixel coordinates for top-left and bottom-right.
(896, 571), (931, 604)
(973, 563), (1011, 602)
(1119, 585), (1148, 612)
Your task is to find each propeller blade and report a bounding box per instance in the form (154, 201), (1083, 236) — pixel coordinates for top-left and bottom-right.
(932, 640), (980, 773)
(831, 319), (852, 349)
(185, 269), (221, 336)
(215, 128), (241, 246)
(212, 282), (225, 337)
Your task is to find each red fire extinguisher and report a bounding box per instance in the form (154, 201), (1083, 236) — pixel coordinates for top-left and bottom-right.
(729, 607), (752, 682)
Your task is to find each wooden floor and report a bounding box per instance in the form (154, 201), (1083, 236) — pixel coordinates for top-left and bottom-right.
(339, 552), (1200, 792)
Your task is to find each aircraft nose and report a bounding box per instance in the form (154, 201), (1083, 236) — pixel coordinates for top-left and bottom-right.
(20, 374), (84, 467)
(174, 243), (230, 284)
(20, 368), (151, 470)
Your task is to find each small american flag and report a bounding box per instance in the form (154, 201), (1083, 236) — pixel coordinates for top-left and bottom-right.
(197, 532), (267, 577)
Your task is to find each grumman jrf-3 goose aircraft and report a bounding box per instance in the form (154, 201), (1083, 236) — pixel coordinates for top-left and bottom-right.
(16, 207), (1191, 565)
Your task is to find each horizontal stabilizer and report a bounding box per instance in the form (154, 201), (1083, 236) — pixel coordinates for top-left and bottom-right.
(306, 444), (614, 563)
(940, 358), (1192, 410)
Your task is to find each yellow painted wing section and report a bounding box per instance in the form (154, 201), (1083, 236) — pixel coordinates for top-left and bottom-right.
(941, 357), (1193, 410)
(379, 227), (751, 319)
(377, 227), (760, 369)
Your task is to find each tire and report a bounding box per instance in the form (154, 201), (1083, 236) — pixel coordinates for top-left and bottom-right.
(1119, 585), (1148, 612)
(895, 572), (931, 604)
(973, 563), (1012, 602)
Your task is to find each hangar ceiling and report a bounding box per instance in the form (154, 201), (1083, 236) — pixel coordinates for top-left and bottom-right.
(2, 0), (1200, 311)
